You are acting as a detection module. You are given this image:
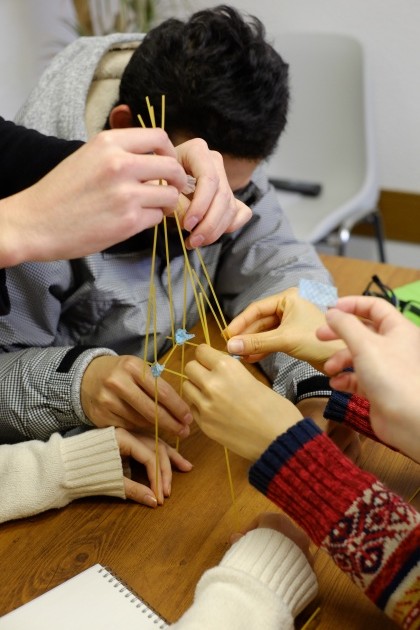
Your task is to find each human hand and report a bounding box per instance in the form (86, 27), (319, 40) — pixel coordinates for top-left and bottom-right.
(183, 344), (303, 461)
(230, 512), (313, 565)
(81, 355), (193, 438)
(317, 296), (420, 461)
(115, 427), (192, 507)
(226, 287), (345, 372)
(174, 140), (252, 249)
(4, 128), (191, 267)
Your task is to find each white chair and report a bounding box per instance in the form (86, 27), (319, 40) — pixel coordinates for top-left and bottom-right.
(267, 32), (386, 261)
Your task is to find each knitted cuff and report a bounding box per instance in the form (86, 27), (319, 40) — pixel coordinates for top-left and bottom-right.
(249, 418), (377, 545)
(220, 528), (318, 617)
(324, 389), (378, 437)
(59, 427), (125, 500)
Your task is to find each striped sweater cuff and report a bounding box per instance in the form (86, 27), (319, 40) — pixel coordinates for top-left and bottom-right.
(249, 418), (377, 545)
(324, 391), (396, 449)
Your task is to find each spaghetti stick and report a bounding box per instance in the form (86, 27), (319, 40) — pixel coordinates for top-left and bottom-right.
(173, 210), (207, 334)
(163, 217), (176, 343)
(176, 263), (189, 452)
(408, 486), (420, 503)
(143, 225), (159, 378)
(161, 94), (165, 131)
(191, 268), (226, 340)
(145, 96), (156, 128)
(199, 292), (210, 345)
(301, 606), (321, 630)
(137, 113), (147, 129)
(196, 247), (229, 332)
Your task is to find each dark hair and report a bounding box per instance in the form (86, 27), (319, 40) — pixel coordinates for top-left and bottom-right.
(116, 5), (289, 160)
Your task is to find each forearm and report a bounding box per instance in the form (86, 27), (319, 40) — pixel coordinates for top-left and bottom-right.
(0, 427), (124, 523)
(171, 528), (317, 629)
(249, 419), (420, 627)
(0, 346), (116, 441)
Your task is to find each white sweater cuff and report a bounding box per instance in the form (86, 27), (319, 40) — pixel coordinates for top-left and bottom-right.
(220, 528), (318, 617)
(60, 427), (125, 500)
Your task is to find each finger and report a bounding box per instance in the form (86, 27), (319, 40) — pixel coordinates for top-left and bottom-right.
(106, 384), (190, 437)
(167, 446), (194, 473)
(329, 371), (360, 395)
(316, 322), (340, 342)
(324, 308), (374, 352)
(156, 442), (173, 497)
(223, 200), (253, 233)
(175, 141), (220, 229)
(323, 347), (354, 375)
(129, 368), (193, 434)
(227, 296), (284, 337)
(101, 127), (177, 157)
(193, 343), (233, 371)
(226, 315), (279, 339)
(183, 357), (211, 389)
(334, 295), (399, 322)
(226, 329), (286, 357)
(126, 156), (186, 191)
(123, 477), (158, 508)
(181, 380), (201, 409)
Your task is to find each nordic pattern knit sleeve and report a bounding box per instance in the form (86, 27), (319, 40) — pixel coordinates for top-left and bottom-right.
(249, 418), (420, 628)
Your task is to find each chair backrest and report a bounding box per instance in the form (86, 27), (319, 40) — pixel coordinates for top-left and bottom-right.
(266, 32), (379, 243)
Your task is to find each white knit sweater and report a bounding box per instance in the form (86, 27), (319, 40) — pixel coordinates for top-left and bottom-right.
(0, 427), (125, 523)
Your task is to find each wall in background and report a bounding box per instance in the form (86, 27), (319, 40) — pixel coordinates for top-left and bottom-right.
(0, 0), (76, 119)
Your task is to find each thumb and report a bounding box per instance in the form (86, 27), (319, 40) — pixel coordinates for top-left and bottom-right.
(227, 329), (285, 357)
(325, 309), (371, 353)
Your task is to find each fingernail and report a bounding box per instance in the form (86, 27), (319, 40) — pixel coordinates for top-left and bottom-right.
(188, 234), (204, 248)
(227, 339), (244, 354)
(184, 216), (199, 231)
(144, 494), (158, 508)
(184, 412), (193, 425)
(165, 484), (171, 497)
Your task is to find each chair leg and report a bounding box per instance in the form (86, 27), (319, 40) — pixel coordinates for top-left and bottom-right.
(370, 210), (387, 263)
(337, 227), (350, 257)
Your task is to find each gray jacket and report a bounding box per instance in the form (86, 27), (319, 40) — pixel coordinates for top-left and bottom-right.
(1, 35), (332, 443)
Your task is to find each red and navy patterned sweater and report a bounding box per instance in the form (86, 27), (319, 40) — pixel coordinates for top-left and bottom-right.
(249, 391), (420, 628)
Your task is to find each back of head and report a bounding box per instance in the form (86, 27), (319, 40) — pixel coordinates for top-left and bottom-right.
(118, 5), (289, 160)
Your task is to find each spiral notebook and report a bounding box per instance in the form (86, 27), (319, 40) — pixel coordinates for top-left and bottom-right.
(0, 564), (168, 629)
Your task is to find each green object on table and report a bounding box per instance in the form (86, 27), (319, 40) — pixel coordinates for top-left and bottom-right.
(394, 280), (420, 326)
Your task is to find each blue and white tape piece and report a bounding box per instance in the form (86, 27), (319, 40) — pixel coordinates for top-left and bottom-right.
(151, 362), (165, 378)
(174, 328), (195, 345)
(298, 278), (338, 309)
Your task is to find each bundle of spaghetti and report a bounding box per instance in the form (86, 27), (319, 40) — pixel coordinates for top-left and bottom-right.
(138, 96), (236, 511)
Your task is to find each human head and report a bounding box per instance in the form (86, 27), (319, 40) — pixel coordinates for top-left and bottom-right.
(109, 5), (289, 185)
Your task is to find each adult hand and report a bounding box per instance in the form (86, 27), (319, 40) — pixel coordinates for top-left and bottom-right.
(115, 427), (192, 507)
(318, 295), (420, 461)
(226, 288), (345, 372)
(174, 140), (252, 249)
(231, 512), (313, 565)
(81, 355), (193, 438)
(183, 344), (303, 461)
(2, 128), (190, 267)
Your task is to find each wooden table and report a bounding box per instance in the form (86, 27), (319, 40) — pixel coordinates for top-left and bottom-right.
(1, 255), (419, 629)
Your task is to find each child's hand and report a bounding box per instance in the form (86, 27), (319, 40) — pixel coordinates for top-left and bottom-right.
(115, 428), (193, 507)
